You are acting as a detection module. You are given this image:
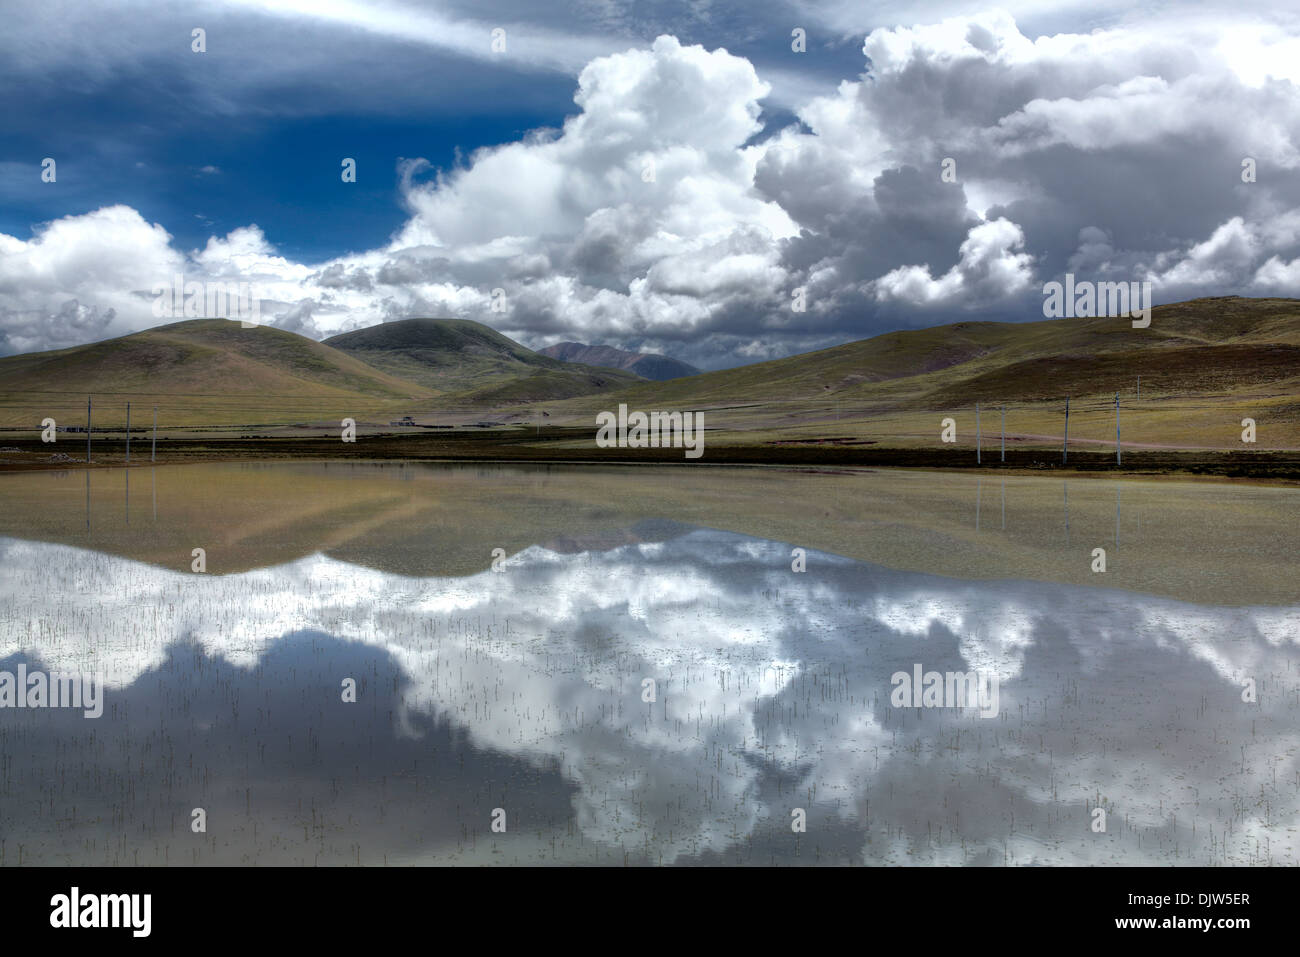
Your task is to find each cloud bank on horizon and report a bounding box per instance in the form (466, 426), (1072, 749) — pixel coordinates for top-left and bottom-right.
(2, 1), (1300, 370)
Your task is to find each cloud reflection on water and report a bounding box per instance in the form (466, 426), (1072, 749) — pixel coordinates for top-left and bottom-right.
(1, 527), (1297, 865)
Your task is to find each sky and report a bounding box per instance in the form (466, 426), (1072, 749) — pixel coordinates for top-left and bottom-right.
(2, 0), (1300, 369)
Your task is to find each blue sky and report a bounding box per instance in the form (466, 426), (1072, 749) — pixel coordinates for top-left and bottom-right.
(1, 12), (580, 260)
(0, 1), (858, 261)
(3, 1), (1299, 368)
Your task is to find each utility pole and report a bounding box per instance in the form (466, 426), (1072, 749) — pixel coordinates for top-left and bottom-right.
(86, 396), (92, 464)
(1001, 405), (1005, 462)
(152, 407), (157, 462)
(1136, 375), (1140, 401)
(976, 402), (981, 464)
(1063, 396), (1070, 465)
(1115, 391), (1121, 466)
(125, 402), (130, 463)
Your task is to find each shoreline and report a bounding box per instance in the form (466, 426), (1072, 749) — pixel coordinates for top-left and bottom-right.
(2, 432), (1298, 485)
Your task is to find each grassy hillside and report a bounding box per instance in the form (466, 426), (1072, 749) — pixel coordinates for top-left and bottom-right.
(560, 297), (1300, 408)
(522, 297), (1300, 452)
(2, 298), (1297, 454)
(0, 319), (435, 429)
(324, 318), (642, 400)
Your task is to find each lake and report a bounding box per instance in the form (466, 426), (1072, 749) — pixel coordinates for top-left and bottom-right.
(0, 462), (1297, 865)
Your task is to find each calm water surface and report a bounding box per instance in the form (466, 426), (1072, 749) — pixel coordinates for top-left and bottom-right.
(0, 462), (1297, 865)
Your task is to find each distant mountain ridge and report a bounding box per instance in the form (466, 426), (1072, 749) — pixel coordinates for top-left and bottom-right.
(539, 341), (699, 380)
(323, 318), (643, 402)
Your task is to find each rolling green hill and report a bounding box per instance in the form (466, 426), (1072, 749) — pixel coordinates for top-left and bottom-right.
(0, 318), (435, 428)
(0, 317), (644, 430)
(2, 298), (1298, 452)
(323, 318), (643, 401)
(528, 297), (1300, 451)
(564, 297), (1300, 410)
